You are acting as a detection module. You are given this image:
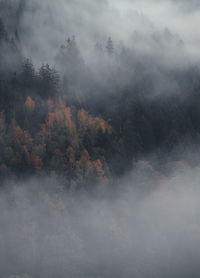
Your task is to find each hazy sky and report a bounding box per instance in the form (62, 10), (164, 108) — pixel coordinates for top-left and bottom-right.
(15, 0), (200, 64)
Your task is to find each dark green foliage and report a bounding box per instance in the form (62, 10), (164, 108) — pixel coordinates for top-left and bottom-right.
(0, 17), (8, 42)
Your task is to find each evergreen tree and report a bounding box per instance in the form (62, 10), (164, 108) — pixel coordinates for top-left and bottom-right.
(38, 64), (59, 98)
(0, 18), (8, 42)
(21, 59), (35, 88)
(106, 37), (114, 56)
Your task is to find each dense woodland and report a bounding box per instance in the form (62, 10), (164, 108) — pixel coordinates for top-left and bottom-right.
(1, 13), (200, 190)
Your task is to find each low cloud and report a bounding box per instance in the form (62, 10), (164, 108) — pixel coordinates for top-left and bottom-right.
(1, 162), (200, 278)
(1, 0), (199, 64)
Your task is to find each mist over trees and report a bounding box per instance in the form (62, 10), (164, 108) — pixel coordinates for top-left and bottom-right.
(1, 0), (200, 183)
(1, 10), (200, 186)
(1, 1), (200, 277)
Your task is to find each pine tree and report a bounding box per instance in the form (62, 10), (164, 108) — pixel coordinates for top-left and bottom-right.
(38, 64), (59, 98)
(0, 18), (8, 42)
(21, 59), (35, 88)
(106, 37), (114, 56)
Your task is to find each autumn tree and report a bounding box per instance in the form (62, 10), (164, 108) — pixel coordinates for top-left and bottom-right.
(25, 96), (35, 111)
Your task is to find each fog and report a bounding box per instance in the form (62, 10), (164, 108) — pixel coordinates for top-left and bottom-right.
(1, 1), (200, 277)
(3, 0), (199, 64)
(1, 160), (200, 278)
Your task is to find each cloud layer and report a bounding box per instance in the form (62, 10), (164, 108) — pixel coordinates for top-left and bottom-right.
(5, 0), (199, 64)
(1, 163), (200, 278)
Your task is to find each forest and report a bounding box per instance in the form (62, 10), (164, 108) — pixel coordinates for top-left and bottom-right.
(1, 1), (200, 278)
(1, 14), (200, 189)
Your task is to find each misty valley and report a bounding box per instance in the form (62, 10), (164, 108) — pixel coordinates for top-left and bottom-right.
(1, 1), (200, 278)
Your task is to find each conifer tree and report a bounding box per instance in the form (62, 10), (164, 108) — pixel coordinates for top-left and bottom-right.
(106, 37), (114, 56)
(0, 18), (8, 42)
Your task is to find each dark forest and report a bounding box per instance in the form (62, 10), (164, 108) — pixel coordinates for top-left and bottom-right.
(1, 1), (200, 278)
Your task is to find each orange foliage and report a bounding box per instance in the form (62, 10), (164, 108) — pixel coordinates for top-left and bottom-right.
(2, 98), (112, 185)
(14, 126), (33, 147)
(98, 118), (106, 133)
(76, 149), (93, 176)
(76, 150), (105, 181)
(14, 125), (25, 146)
(39, 123), (54, 141)
(54, 105), (76, 134)
(67, 146), (75, 166)
(81, 149), (90, 160)
(72, 136), (79, 148)
(78, 108), (112, 134)
(23, 146), (43, 170)
(95, 117), (112, 134)
(94, 159), (105, 177)
(46, 112), (56, 129)
(78, 109), (89, 130)
(43, 104), (77, 139)
(24, 146), (32, 164)
(31, 154), (43, 170)
(25, 96), (35, 111)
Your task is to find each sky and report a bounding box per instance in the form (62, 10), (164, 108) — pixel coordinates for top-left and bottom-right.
(13, 0), (200, 64)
